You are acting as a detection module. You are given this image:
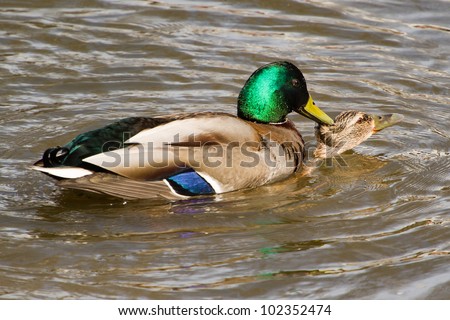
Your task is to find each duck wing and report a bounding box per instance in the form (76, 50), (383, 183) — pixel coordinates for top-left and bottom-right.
(82, 113), (260, 186)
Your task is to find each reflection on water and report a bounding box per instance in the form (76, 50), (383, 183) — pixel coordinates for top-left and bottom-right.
(0, 0), (449, 299)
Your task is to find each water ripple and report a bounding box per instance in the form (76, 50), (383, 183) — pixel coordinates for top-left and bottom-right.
(0, 0), (449, 299)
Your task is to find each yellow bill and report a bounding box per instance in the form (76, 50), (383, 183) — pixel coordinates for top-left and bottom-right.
(297, 96), (334, 125)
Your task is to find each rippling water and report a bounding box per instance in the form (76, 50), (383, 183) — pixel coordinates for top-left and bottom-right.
(1, 0), (449, 299)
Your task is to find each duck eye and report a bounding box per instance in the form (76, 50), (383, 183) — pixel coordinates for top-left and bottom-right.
(291, 79), (300, 87)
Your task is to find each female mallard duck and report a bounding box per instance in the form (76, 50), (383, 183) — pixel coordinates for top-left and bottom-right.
(33, 61), (333, 199)
(313, 110), (403, 160)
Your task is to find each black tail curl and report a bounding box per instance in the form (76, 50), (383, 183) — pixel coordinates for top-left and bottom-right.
(42, 146), (69, 167)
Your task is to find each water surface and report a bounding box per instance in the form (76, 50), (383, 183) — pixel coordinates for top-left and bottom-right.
(0, 0), (449, 299)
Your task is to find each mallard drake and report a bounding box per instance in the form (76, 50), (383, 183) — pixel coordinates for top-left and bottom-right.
(32, 61), (334, 199)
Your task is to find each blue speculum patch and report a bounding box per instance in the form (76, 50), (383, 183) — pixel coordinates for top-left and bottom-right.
(166, 169), (215, 196)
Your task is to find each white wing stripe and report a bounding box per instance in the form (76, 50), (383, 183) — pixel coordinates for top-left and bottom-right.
(31, 166), (93, 179)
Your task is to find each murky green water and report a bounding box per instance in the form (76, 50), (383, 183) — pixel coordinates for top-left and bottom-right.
(1, 0), (449, 299)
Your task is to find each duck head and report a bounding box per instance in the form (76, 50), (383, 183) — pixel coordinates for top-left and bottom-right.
(314, 110), (404, 158)
(237, 61), (334, 124)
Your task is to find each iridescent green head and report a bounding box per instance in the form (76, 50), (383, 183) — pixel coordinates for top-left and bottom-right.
(237, 61), (333, 124)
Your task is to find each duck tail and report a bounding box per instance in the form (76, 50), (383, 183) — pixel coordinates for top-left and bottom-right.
(42, 146), (69, 167)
